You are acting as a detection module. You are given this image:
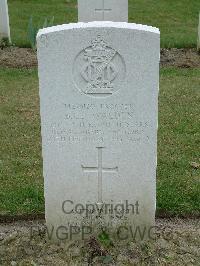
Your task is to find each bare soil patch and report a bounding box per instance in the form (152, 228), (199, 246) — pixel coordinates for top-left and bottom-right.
(0, 47), (37, 69)
(0, 47), (199, 69)
(0, 218), (199, 265)
(160, 48), (200, 68)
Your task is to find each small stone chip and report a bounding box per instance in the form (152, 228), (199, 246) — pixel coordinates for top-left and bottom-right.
(3, 231), (18, 244)
(190, 162), (200, 169)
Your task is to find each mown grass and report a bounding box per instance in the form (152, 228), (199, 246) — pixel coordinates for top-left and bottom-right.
(0, 67), (199, 215)
(8, 0), (200, 48)
(157, 68), (200, 215)
(0, 68), (43, 214)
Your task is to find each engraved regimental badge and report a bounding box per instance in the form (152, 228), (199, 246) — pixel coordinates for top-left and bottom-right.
(73, 35), (126, 97)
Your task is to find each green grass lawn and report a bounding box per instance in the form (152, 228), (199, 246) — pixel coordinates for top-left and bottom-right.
(8, 0), (200, 48)
(0, 67), (199, 216)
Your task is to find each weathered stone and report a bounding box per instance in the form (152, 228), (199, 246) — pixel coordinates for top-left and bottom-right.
(0, 0), (11, 41)
(37, 21), (160, 241)
(78, 0), (128, 22)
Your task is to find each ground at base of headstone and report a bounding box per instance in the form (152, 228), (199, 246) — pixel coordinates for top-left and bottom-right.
(0, 219), (199, 265)
(0, 47), (199, 69)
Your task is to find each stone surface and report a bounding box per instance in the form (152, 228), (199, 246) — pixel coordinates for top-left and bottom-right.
(0, 0), (10, 41)
(37, 21), (160, 241)
(78, 0), (128, 22)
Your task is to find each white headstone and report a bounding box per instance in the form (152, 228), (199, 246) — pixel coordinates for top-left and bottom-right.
(78, 0), (128, 22)
(37, 22), (160, 242)
(0, 0), (10, 41)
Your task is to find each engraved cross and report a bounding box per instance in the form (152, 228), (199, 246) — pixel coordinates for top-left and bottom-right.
(82, 147), (118, 203)
(95, 0), (112, 20)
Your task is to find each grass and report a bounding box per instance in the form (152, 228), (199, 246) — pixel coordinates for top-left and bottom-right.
(8, 0), (200, 48)
(0, 68), (43, 214)
(157, 68), (200, 215)
(0, 67), (199, 216)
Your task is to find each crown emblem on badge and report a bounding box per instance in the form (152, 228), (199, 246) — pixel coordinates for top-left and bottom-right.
(81, 35), (118, 95)
(84, 35), (115, 60)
